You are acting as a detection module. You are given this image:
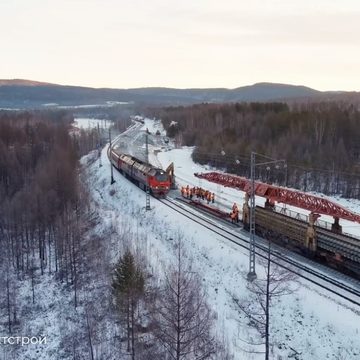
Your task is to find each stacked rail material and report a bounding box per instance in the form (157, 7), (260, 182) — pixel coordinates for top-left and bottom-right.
(255, 206), (307, 246)
(316, 229), (360, 263)
(256, 206), (360, 276)
(195, 172), (360, 223)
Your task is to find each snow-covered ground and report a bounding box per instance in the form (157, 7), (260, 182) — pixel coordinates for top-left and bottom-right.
(140, 117), (360, 239)
(83, 117), (360, 359)
(73, 117), (114, 130)
(43, 102), (131, 109)
(7, 117), (359, 359)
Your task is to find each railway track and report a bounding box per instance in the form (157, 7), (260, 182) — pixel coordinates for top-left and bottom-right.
(158, 196), (360, 307)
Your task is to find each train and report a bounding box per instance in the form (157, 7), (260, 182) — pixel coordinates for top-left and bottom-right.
(192, 172), (360, 279)
(109, 148), (171, 196)
(242, 203), (360, 279)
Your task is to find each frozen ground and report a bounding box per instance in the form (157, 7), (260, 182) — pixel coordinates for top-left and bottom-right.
(84, 118), (360, 359)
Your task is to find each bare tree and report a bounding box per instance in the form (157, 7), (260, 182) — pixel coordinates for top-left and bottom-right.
(233, 243), (297, 359)
(152, 238), (216, 360)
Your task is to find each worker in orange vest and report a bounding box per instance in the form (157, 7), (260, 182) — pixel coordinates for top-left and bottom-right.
(181, 186), (185, 197)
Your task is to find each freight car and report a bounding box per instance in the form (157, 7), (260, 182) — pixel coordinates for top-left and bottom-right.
(109, 148), (170, 196)
(194, 171), (360, 279)
(243, 204), (360, 279)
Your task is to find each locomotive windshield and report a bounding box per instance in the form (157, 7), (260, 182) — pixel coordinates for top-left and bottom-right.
(155, 171), (168, 182)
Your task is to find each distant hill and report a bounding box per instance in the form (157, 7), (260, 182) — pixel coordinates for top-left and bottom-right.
(0, 79), (56, 87)
(0, 79), (359, 109)
(124, 83), (321, 103)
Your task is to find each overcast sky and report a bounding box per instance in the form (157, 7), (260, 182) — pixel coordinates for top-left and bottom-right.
(1, 0), (359, 90)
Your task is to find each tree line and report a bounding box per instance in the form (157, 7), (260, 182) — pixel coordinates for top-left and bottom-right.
(147, 102), (360, 198)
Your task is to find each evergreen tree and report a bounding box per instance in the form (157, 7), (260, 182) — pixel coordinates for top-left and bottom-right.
(112, 249), (145, 359)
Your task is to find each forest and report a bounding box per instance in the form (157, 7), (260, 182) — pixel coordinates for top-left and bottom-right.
(0, 110), (231, 359)
(0, 110), (86, 308)
(0, 111), (79, 269)
(149, 102), (360, 198)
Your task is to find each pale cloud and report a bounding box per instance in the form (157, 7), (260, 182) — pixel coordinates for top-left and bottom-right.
(0, 0), (359, 90)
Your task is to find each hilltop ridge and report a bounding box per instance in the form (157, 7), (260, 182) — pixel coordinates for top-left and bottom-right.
(0, 79), (57, 87)
(0, 79), (358, 108)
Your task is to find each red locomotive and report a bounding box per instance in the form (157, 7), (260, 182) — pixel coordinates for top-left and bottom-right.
(110, 148), (171, 196)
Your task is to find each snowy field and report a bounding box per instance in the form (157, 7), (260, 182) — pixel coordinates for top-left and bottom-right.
(43, 102), (131, 109)
(83, 118), (360, 359)
(73, 117), (114, 130)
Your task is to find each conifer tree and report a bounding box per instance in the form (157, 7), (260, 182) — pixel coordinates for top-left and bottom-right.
(113, 249), (145, 359)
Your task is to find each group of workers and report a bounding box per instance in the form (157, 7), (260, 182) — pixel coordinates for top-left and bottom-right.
(180, 185), (215, 204)
(180, 185), (240, 224)
(230, 202), (240, 223)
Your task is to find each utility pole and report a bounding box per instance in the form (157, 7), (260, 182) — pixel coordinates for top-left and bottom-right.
(247, 151), (257, 281)
(265, 241), (271, 360)
(109, 128), (115, 185)
(247, 152), (286, 282)
(145, 132), (151, 211)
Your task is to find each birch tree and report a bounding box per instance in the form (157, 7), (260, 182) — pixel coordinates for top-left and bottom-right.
(233, 243), (297, 359)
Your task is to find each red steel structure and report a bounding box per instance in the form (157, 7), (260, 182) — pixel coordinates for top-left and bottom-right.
(194, 172), (360, 224)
